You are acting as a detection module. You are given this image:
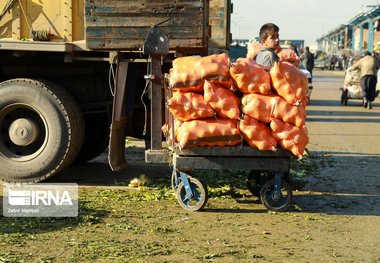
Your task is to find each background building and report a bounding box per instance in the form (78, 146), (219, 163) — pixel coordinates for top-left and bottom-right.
(317, 5), (380, 56)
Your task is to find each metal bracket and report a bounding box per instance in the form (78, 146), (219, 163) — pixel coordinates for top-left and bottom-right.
(273, 172), (283, 201)
(179, 171), (194, 200)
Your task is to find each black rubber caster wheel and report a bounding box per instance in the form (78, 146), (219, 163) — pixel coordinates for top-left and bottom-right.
(260, 179), (293, 212)
(246, 171), (271, 198)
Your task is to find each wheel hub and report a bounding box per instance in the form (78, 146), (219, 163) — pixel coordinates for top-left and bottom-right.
(272, 191), (282, 201)
(8, 118), (40, 146)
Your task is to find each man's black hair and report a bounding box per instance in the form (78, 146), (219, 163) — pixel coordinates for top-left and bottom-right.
(259, 23), (279, 41)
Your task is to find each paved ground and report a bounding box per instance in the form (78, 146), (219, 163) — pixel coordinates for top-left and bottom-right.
(299, 69), (380, 215)
(3, 70), (380, 262)
(56, 69), (380, 220)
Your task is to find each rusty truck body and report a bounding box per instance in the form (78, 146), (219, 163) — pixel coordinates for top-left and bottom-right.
(0, 0), (232, 182)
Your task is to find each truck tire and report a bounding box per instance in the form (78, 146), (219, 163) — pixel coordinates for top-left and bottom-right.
(0, 79), (84, 183)
(74, 112), (109, 163)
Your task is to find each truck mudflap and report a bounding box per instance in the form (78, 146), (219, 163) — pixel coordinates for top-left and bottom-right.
(109, 26), (170, 171)
(108, 56), (128, 171)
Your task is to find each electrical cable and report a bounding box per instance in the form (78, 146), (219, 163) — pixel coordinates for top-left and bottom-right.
(141, 56), (153, 136)
(108, 63), (115, 97)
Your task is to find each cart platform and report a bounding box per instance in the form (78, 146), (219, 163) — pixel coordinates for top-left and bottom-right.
(146, 146), (293, 212)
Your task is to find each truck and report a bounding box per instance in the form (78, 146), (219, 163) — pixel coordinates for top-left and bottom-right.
(0, 0), (232, 183)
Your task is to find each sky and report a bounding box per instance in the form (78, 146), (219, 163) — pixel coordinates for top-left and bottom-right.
(231, 0), (380, 46)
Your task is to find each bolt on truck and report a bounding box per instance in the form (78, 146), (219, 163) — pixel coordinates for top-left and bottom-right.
(0, 0), (232, 183)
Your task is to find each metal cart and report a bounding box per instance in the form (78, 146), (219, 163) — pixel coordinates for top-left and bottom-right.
(146, 78), (293, 212)
(169, 146), (293, 212)
(143, 27), (293, 212)
(340, 68), (363, 106)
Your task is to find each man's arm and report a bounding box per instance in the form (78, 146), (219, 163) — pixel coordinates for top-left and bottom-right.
(349, 59), (361, 71)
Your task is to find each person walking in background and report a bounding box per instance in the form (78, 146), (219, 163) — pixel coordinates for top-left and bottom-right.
(338, 55), (343, 70)
(349, 51), (379, 109)
(329, 54), (337, 70)
(255, 23), (280, 68)
(302, 46), (314, 76)
(342, 54), (348, 70)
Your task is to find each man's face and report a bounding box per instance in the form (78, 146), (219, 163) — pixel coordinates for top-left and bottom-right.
(263, 31), (280, 50)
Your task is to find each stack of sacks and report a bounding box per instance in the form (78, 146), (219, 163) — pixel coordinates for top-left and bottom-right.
(239, 115), (277, 152)
(277, 48), (300, 67)
(229, 57), (271, 94)
(167, 53), (242, 149)
(165, 52), (309, 158)
(229, 58), (279, 151)
(169, 53), (233, 92)
(270, 61), (309, 105)
(271, 119), (309, 158)
(241, 94), (306, 128)
(238, 57), (309, 157)
(166, 91), (214, 122)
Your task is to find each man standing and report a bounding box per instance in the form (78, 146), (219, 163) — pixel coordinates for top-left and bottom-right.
(349, 51), (379, 109)
(302, 46), (314, 76)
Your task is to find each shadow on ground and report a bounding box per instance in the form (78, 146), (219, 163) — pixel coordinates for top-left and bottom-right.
(46, 149), (380, 217)
(47, 146), (171, 187)
(292, 152), (380, 216)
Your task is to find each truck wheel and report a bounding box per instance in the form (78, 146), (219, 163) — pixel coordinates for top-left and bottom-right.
(74, 112), (109, 163)
(0, 79), (84, 183)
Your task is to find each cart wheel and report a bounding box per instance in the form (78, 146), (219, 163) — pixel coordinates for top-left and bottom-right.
(246, 171), (271, 198)
(260, 179), (292, 212)
(177, 177), (208, 212)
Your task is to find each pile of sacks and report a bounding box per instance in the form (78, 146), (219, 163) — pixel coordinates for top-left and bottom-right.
(165, 52), (309, 158)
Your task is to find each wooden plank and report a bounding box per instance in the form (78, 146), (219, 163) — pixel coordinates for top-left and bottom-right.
(11, 2), (21, 40)
(63, 0), (73, 42)
(0, 41), (72, 52)
(176, 146), (292, 157)
(89, 0), (204, 4)
(85, 0), (208, 50)
(86, 38), (204, 50)
(87, 8), (203, 16)
(72, 0), (85, 41)
(86, 0), (204, 15)
(86, 26), (204, 39)
(173, 155), (290, 172)
(87, 16), (203, 28)
(208, 0), (231, 49)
